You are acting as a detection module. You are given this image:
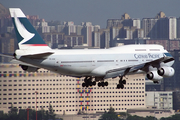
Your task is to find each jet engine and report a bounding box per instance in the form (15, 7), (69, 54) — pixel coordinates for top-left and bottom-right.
(146, 71), (163, 81)
(157, 66), (175, 77)
(20, 65), (39, 72)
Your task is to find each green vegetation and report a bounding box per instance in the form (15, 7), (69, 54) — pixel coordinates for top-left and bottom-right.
(0, 104), (63, 120)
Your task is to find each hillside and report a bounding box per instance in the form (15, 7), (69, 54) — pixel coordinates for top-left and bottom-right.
(0, 3), (9, 18)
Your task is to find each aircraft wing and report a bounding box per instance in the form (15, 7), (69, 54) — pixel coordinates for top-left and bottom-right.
(104, 56), (174, 79)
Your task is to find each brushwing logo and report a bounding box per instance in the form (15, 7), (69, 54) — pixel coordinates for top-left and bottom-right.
(14, 12), (35, 45)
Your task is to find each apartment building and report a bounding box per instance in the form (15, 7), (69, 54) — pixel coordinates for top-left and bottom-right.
(0, 64), (146, 115)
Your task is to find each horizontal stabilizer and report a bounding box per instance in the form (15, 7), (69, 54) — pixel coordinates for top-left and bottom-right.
(22, 52), (54, 58)
(0, 53), (14, 58)
(11, 59), (39, 68)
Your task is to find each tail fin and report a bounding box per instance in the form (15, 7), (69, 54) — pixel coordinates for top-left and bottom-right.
(9, 8), (51, 50)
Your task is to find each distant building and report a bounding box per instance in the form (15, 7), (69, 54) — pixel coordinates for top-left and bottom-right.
(157, 17), (176, 39)
(173, 91), (180, 111)
(0, 34), (17, 63)
(64, 34), (84, 47)
(127, 108), (175, 119)
(163, 50), (180, 91)
(145, 91), (173, 109)
(142, 11), (177, 40)
(0, 16), (12, 34)
(142, 18), (158, 38)
(81, 22), (94, 46)
(42, 32), (64, 48)
(177, 17), (180, 38)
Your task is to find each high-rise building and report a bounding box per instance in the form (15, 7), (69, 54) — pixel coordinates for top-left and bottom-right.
(82, 22), (93, 46)
(92, 31), (101, 48)
(64, 21), (76, 35)
(37, 20), (50, 33)
(42, 32), (64, 48)
(76, 25), (83, 35)
(64, 34), (84, 47)
(0, 64), (146, 114)
(157, 17), (177, 39)
(142, 12), (177, 40)
(177, 17), (180, 38)
(142, 18), (158, 38)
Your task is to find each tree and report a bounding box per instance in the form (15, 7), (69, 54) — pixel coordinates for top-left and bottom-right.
(99, 107), (122, 120)
(18, 109), (27, 120)
(48, 104), (56, 120)
(8, 104), (18, 120)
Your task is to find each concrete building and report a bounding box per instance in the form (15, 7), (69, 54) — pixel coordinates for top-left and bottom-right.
(127, 108), (175, 119)
(0, 64), (146, 115)
(145, 91), (173, 109)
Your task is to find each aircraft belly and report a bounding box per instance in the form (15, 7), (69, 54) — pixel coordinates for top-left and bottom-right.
(57, 65), (94, 76)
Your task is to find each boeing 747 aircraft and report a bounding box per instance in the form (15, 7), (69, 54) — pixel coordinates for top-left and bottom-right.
(2, 8), (175, 89)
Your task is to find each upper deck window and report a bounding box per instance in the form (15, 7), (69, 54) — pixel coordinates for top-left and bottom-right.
(135, 49), (146, 51)
(150, 49), (160, 51)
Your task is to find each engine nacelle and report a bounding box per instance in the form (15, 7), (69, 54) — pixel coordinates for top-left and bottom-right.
(158, 66), (175, 77)
(20, 65), (39, 72)
(146, 71), (163, 81)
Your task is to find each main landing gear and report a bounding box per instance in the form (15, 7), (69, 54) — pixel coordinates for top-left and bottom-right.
(117, 76), (126, 89)
(82, 76), (126, 89)
(82, 77), (96, 87)
(82, 77), (108, 88)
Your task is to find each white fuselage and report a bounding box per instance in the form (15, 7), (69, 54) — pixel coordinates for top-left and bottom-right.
(17, 45), (173, 78)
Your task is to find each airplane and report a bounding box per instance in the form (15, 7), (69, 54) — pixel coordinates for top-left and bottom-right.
(1, 8), (175, 89)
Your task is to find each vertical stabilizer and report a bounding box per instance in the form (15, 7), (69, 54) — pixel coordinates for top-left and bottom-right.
(9, 8), (51, 50)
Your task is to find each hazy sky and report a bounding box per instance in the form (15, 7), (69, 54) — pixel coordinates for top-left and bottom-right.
(1, 0), (180, 28)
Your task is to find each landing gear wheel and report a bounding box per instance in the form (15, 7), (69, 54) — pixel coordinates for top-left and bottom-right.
(98, 82), (101, 87)
(117, 84), (121, 89)
(122, 80), (126, 84)
(104, 81), (108, 86)
(82, 83), (86, 87)
(117, 84), (124, 89)
(101, 82), (104, 87)
(120, 84), (124, 89)
(92, 81), (96, 86)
